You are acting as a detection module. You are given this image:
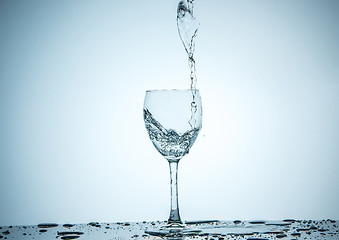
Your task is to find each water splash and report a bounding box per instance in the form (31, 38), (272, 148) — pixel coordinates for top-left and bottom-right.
(177, 0), (200, 129)
(144, 108), (200, 161)
(177, 0), (199, 90)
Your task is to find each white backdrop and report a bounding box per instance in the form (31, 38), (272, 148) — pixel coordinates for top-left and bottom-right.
(0, 0), (338, 226)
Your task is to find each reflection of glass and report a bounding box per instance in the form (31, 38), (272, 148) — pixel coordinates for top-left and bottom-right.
(143, 89), (202, 234)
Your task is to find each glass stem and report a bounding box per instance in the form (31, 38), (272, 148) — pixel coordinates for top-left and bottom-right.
(168, 161), (182, 224)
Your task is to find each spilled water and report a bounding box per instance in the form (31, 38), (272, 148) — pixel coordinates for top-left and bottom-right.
(0, 219), (337, 239)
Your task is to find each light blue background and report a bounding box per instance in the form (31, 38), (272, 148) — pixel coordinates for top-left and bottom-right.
(0, 0), (338, 226)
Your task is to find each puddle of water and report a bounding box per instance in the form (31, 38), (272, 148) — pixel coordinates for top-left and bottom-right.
(0, 220), (338, 239)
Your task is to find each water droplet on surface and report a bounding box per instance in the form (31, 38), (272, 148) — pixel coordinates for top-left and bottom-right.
(297, 228), (310, 232)
(283, 219), (296, 223)
(37, 223), (58, 228)
(265, 221), (291, 226)
(310, 225), (318, 230)
(291, 232), (301, 236)
(63, 224), (74, 228)
(262, 231), (281, 235)
(57, 231), (84, 236)
(185, 220), (219, 225)
(88, 222), (101, 227)
(60, 236), (80, 240)
(249, 221), (266, 224)
(247, 238), (269, 240)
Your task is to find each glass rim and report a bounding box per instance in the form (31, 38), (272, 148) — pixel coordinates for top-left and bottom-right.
(145, 89), (200, 93)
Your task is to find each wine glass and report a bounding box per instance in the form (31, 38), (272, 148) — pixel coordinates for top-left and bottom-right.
(143, 89), (202, 237)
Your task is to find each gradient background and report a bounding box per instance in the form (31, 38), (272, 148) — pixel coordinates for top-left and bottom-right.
(1, 0), (338, 226)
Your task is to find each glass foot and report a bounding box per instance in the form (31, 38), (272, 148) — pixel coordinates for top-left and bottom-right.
(161, 222), (186, 229)
(145, 224), (201, 239)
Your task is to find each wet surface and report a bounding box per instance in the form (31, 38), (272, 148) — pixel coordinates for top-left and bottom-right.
(0, 219), (338, 239)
